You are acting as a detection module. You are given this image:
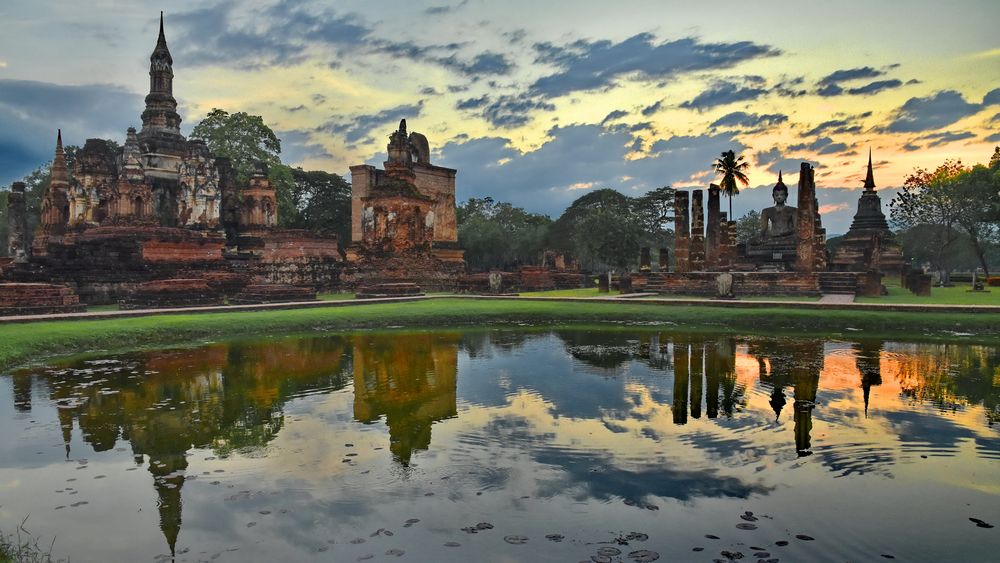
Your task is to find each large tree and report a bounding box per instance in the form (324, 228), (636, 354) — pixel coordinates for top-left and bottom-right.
(713, 150), (750, 219)
(890, 159), (967, 283)
(457, 197), (551, 271)
(190, 108), (281, 184)
(952, 161), (1000, 275)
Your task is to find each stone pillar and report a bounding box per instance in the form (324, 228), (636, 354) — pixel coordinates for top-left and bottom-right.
(673, 337), (689, 425)
(217, 157), (240, 244)
(795, 163), (817, 273)
(658, 248), (669, 272)
(619, 272), (633, 294)
(690, 190), (705, 272)
(674, 191), (690, 273)
(639, 247), (651, 272)
(7, 182), (28, 262)
(706, 184), (721, 270)
(598, 272), (610, 293)
(718, 216), (736, 270)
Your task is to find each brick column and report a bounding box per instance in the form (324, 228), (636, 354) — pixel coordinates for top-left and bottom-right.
(706, 184), (721, 270)
(795, 163), (816, 272)
(674, 191), (690, 273)
(690, 190), (705, 271)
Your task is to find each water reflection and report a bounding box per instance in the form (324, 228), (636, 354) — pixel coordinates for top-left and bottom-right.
(2, 330), (998, 562)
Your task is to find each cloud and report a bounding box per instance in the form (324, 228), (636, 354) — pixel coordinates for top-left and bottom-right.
(476, 94), (556, 128)
(317, 101), (424, 143)
(455, 95), (489, 110)
(710, 111), (788, 131)
(435, 124), (743, 216)
(788, 137), (849, 155)
(919, 130), (976, 147)
(846, 79), (903, 96)
(680, 81), (767, 111)
(802, 114), (870, 137)
(901, 142), (922, 151)
(171, 1), (511, 75)
(277, 128), (333, 163)
(884, 90), (983, 132)
(984, 88), (1000, 106)
(818, 66), (884, 86)
(529, 34), (779, 99)
(600, 109), (629, 124)
(754, 147), (781, 166)
(423, 0), (468, 15)
(985, 132), (1000, 143)
(641, 100), (664, 116)
(0, 79), (141, 186)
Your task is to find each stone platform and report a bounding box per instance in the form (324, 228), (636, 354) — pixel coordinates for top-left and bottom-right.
(645, 271), (822, 297)
(121, 279), (224, 310)
(356, 283), (424, 299)
(0, 283), (86, 315)
(230, 284), (317, 305)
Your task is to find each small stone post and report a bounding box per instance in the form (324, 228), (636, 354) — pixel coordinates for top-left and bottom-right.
(7, 181), (29, 262)
(598, 272), (610, 293)
(658, 248), (669, 272)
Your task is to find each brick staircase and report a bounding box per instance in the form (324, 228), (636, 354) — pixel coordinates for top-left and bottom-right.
(818, 272), (858, 295)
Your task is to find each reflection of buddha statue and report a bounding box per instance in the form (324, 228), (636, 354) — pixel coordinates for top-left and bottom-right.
(758, 172), (797, 242)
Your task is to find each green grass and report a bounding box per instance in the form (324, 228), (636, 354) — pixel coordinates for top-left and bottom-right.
(1, 298), (997, 372)
(857, 279), (1000, 305)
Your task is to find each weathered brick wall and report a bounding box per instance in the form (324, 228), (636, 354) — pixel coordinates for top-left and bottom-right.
(0, 283), (85, 315)
(646, 272), (821, 297)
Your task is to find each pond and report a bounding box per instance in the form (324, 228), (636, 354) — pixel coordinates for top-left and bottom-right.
(1, 329), (998, 562)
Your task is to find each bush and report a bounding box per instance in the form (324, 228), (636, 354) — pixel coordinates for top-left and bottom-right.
(988, 277), (1000, 287)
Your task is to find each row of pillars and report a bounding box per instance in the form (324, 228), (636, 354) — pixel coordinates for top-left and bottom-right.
(675, 184), (737, 273)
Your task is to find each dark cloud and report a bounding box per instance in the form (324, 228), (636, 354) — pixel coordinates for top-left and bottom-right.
(802, 113), (870, 136)
(818, 66), (884, 86)
(455, 95), (489, 110)
(423, 0), (468, 15)
(846, 79), (903, 96)
(884, 90), (983, 133)
(0, 79), (141, 186)
(283, 104), (307, 112)
(277, 128), (333, 163)
(420, 87), (439, 96)
(641, 99), (664, 116)
(919, 130), (976, 147)
(600, 110), (629, 124)
(710, 111), (788, 131)
(529, 34), (779, 99)
(680, 81), (767, 110)
(171, 0), (510, 75)
(984, 88), (1000, 106)
(817, 84), (844, 97)
(788, 137), (849, 155)
(988, 112), (1000, 125)
(985, 132), (1000, 143)
(755, 147), (781, 166)
(901, 142), (922, 151)
(316, 101), (424, 143)
(435, 124), (743, 216)
(476, 94), (556, 128)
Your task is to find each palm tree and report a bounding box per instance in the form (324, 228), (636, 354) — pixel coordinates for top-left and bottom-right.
(713, 150), (750, 218)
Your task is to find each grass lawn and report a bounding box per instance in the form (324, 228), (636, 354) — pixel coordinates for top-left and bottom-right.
(857, 279), (1000, 305)
(1, 298), (996, 372)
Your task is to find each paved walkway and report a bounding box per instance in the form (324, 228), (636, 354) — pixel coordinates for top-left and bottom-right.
(1, 292), (998, 325)
(818, 294), (855, 304)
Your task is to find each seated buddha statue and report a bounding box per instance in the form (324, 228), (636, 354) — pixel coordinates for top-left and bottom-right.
(758, 172), (797, 242)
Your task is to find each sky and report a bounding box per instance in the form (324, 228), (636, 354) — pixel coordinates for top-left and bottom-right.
(1, 0), (998, 234)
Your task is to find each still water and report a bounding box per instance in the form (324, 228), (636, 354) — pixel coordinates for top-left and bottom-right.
(1, 329), (998, 562)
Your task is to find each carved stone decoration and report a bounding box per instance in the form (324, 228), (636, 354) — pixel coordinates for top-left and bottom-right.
(488, 271), (503, 293)
(715, 272), (734, 299)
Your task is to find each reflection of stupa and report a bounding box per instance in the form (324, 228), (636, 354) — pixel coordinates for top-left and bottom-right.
(352, 333), (459, 466)
(749, 340), (823, 457)
(855, 341), (884, 417)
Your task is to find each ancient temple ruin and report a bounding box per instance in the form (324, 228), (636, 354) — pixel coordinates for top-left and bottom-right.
(831, 152), (904, 275)
(642, 161), (874, 297)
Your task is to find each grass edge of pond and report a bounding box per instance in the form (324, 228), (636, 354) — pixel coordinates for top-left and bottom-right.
(1, 298), (996, 371)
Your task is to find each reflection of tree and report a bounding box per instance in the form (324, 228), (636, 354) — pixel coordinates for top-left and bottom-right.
(25, 337), (351, 557)
(748, 339), (823, 457)
(855, 340), (884, 417)
(890, 343), (1000, 425)
(352, 332), (460, 466)
(558, 330), (673, 374)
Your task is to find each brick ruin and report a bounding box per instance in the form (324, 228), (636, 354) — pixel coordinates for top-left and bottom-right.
(1, 14), (469, 310)
(652, 161), (833, 297)
(343, 119), (466, 291)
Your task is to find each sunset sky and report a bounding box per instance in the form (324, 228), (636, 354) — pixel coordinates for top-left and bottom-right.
(1, 0), (998, 233)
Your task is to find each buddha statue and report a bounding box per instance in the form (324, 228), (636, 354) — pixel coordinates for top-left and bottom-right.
(759, 172), (797, 242)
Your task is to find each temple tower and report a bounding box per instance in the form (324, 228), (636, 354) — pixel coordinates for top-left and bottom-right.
(140, 12), (181, 140)
(831, 151), (904, 274)
(33, 130), (71, 255)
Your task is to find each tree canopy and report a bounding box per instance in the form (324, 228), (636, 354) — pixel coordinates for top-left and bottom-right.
(190, 108), (282, 184)
(713, 150), (749, 218)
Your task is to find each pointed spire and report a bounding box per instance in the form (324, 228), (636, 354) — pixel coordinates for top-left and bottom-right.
(151, 11), (172, 65)
(51, 129), (68, 186)
(863, 148), (876, 191)
(777, 170), (783, 183)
